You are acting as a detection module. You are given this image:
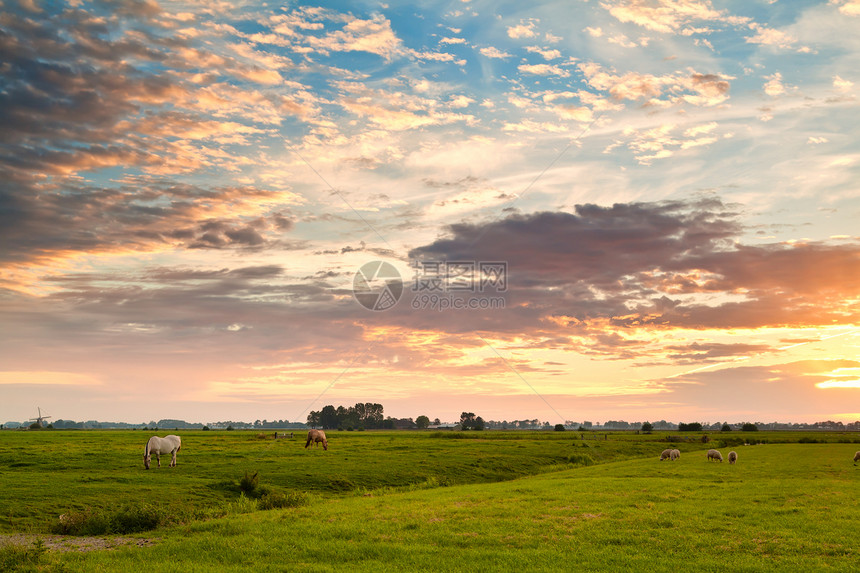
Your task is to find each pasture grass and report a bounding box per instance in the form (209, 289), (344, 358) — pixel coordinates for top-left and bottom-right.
(49, 441), (860, 572)
(1, 430), (858, 571)
(0, 429), (655, 534)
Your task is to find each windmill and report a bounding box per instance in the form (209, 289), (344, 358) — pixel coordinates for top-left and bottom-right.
(29, 407), (52, 428)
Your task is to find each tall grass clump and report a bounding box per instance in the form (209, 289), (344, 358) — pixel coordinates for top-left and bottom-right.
(567, 452), (595, 466)
(52, 503), (169, 535)
(0, 539), (64, 573)
(258, 491), (308, 510)
(239, 470), (260, 495)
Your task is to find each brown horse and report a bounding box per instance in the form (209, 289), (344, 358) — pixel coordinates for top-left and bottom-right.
(305, 429), (328, 450)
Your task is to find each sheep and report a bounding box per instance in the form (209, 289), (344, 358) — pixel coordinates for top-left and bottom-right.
(670, 449), (680, 461)
(660, 448), (672, 461)
(728, 451), (738, 464)
(707, 449), (723, 462)
(854, 451), (860, 462)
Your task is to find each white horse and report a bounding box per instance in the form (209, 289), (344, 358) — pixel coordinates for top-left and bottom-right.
(144, 435), (181, 469)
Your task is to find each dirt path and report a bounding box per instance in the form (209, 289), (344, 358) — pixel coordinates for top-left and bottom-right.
(0, 533), (158, 552)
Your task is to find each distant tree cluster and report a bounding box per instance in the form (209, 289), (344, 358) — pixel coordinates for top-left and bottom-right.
(307, 403), (384, 430)
(476, 418), (547, 430)
(678, 422), (704, 432)
(459, 412), (485, 430)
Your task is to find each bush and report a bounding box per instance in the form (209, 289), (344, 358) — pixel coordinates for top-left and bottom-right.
(239, 471), (259, 495)
(554, 424), (565, 432)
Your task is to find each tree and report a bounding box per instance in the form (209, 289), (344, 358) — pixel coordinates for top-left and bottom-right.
(554, 424), (565, 432)
(320, 405), (339, 429)
(721, 423), (732, 432)
(415, 415), (430, 429)
(741, 422), (759, 432)
(459, 412), (477, 430)
(474, 416), (485, 431)
(641, 422), (653, 434)
(678, 422), (703, 432)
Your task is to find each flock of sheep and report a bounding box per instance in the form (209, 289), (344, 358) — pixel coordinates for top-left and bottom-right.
(662, 449), (860, 464)
(660, 447), (739, 464)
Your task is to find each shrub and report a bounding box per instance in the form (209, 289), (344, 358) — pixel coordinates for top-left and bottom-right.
(741, 423), (759, 432)
(239, 471), (260, 495)
(554, 424), (566, 432)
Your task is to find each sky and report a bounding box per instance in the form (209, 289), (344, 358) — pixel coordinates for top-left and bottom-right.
(1, 0), (859, 426)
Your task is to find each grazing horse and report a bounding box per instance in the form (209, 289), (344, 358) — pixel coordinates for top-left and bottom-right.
(144, 435), (182, 469)
(305, 429), (328, 450)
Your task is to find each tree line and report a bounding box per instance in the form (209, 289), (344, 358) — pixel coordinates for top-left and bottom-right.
(307, 403), (385, 430)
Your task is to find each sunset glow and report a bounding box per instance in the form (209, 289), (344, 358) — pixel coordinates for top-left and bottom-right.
(1, 0), (859, 426)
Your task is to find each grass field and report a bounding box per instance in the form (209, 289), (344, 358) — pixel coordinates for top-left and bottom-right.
(1, 430), (858, 572)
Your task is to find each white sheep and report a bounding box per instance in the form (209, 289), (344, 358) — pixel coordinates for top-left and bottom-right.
(707, 449), (723, 462)
(728, 451), (737, 464)
(854, 451), (859, 462)
(660, 448), (672, 461)
(670, 449), (680, 461)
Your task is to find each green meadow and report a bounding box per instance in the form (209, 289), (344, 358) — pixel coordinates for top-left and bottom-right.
(1, 430), (858, 572)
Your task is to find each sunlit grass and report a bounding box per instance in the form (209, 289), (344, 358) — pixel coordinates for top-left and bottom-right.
(2, 430), (859, 572)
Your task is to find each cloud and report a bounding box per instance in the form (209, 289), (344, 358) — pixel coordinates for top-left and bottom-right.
(578, 64), (730, 106)
(274, 10), (404, 60)
(661, 359), (860, 418)
(507, 20), (539, 39)
(747, 23), (798, 50)
(518, 63), (570, 77)
(409, 198), (860, 334)
(601, 0), (734, 34)
(525, 46), (562, 60)
(479, 46), (512, 59)
(833, 0), (860, 16)
(833, 75), (854, 91)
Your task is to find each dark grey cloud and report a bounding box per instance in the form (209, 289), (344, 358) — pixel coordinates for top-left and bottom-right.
(407, 198), (860, 333)
(0, 3), (302, 270)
